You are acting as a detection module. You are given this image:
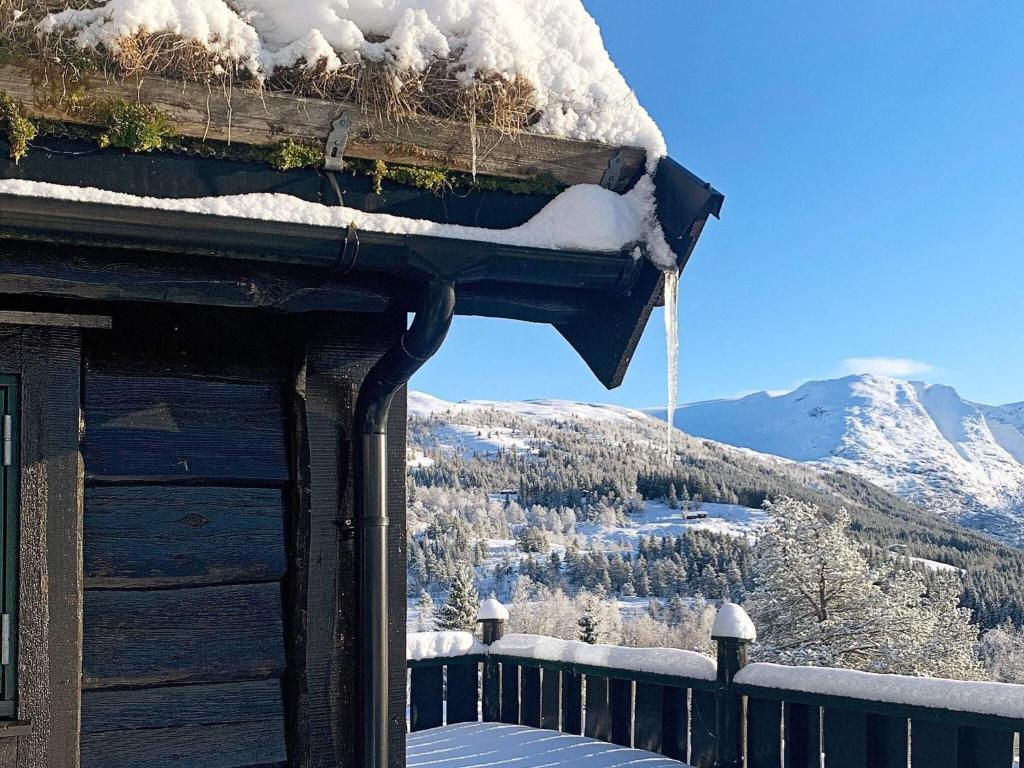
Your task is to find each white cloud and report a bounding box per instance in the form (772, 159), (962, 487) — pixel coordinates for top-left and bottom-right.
(838, 356), (933, 379)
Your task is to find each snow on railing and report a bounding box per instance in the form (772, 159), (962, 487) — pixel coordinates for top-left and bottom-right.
(736, 662), (1024, 720)
(488, 633), (717, 681)
(407, 600), (1023, 768)
(406, 630), (485, 662)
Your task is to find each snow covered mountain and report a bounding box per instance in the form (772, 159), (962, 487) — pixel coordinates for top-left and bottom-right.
(652, 375), (1024, 545)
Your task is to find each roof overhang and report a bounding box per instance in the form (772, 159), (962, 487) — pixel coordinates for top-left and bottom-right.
(0, 154), (720, 388)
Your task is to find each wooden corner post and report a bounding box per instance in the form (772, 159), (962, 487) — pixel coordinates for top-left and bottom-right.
(478, 599), (508, 723)
(711, 604), (755, 768)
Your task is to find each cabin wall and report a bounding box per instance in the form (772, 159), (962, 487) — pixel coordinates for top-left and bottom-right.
(0, 303), (408, 768)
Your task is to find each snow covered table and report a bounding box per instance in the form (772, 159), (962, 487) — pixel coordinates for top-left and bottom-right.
(406, 722), (693, 768)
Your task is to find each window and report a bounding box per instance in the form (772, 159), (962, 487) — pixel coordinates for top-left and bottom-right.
(0, 377), (17, 717)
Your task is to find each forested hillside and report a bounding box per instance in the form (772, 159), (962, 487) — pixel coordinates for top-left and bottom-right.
(406, 394), (1024, 635)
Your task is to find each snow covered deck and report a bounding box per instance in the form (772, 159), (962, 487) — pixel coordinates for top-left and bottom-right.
(407, 723), (691, 768)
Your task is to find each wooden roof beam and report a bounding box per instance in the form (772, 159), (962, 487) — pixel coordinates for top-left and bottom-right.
(0, 64), (646, 190)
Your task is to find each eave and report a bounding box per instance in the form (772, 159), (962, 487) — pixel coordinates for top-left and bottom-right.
(0, 79), (722, 388)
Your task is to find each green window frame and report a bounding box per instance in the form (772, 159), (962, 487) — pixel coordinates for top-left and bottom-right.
(0, 376), (17, 717)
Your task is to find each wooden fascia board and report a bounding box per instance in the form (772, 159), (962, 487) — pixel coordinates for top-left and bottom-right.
(0, 64), (646, 190)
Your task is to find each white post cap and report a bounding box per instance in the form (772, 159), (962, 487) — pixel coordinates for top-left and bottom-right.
(711, 602), (756, 641)
(477, 597), (509, 622)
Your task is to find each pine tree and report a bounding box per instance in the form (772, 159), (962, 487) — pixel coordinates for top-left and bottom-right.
(416, 590), (435, 631)
(747, 497), (981, 678)
(667, 483), (679, 510)
(433, 564), (479, 632)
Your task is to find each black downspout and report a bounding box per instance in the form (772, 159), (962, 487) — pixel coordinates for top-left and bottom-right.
(354, 279), (456, 768)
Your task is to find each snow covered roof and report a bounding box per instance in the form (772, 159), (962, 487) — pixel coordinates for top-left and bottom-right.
(32, 0), (665, 156)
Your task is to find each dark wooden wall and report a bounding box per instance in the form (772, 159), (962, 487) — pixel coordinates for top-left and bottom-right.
(72, 304), (407, 768)
(80, 310), (293, 768)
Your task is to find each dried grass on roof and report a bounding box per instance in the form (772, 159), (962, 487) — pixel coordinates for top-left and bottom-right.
(0, 0), (539, 134)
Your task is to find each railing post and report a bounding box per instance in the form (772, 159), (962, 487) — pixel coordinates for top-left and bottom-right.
(478, 598), (508, 723)
(711, 603), (756, 768)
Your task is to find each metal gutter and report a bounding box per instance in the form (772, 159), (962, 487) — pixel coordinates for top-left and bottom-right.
(0, 195), (631, 292)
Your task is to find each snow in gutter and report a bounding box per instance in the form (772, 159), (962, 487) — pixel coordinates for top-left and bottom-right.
(0, 178), (650, 254)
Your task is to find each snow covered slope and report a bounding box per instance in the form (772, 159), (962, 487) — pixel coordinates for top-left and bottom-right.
(655, 375), (1024, 545)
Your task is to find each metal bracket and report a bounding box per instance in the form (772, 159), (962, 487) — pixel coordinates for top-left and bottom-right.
(2, 614), (9, 666)
(324, 112), (351, 172)
(2, 415), (10, 467)
(600, 150), (625, 192)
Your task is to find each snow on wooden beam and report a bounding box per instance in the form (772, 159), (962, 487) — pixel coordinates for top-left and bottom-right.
(0, 65), (646, 190)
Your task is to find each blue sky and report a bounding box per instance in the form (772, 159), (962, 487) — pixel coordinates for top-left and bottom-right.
(412, 1), (1024, 408)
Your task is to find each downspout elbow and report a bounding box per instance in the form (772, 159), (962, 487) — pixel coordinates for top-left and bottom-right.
(355, 278), (455, 768)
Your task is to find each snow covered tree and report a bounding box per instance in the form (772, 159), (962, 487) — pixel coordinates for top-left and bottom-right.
(747, 497), (980, 677)
(576, 586), (621, 644)
(416, 590), (435, 632)
(433, 563), (479, 632)
(667, 483), (679, 509)
(979, 620), (1024, 683)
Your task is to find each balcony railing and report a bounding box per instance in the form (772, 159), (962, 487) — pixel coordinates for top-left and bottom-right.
(406, 603), (1024, 768)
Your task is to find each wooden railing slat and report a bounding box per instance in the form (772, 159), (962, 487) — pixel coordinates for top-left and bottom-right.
(660, 686), (689, 763)
(560, 671), (582, 735)
(633, 682), (663, 754)
(746, 697), (782, 768)
(482, 658), (500, 722)
(783, 702), (820, 768)
(823, 707), (866, 767)
(445, 662), (479, 725)
(500, 663), (520, 725)
(610, 678), (634, 747)
(956, 725), (1014, 768)
(691, 689), (718, 768)
(865, 714), (907, 768)
(910, 719), (956, 768)
(520, 666), (541, 728)
(540, 668), (560, 730)
(409, 666), (443, 732)
(584, 675), (611, 741)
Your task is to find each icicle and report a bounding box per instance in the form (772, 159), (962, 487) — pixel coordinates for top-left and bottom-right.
(663, 267), (680, 463)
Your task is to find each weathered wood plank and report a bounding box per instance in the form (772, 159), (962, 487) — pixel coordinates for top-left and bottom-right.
(84, 486), (285, 588)
(81, 679), (284, 733)
(746, 697), (782, 768)
(0, 64), (645, 190)
(0, 739), (15, 768)
(910, 719), (956, 768)
(865, 714), (907, 768)
(83, 373), (288, 482)
(0, 310), (110, 329)
(83, 582), (286, 688)
(956, 725), (1014, 768)
(446, 662), (479, 725)
(16, 327), (84, 768)
(690, 689), (718, 768)
(633, 682), (663, 754)
(409, 666), (443, 732)
(609, 678), (633, 747)
(520, 666), (541, 728)
(560, 671), (582, 735)
(584, 675), (610, 742)
(80, 720), (287, 768)
(660, 686), (688, 763)
(500, 663), (520, 725)
(540, 667), (560, 730)
(822, 707), (866, 768)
